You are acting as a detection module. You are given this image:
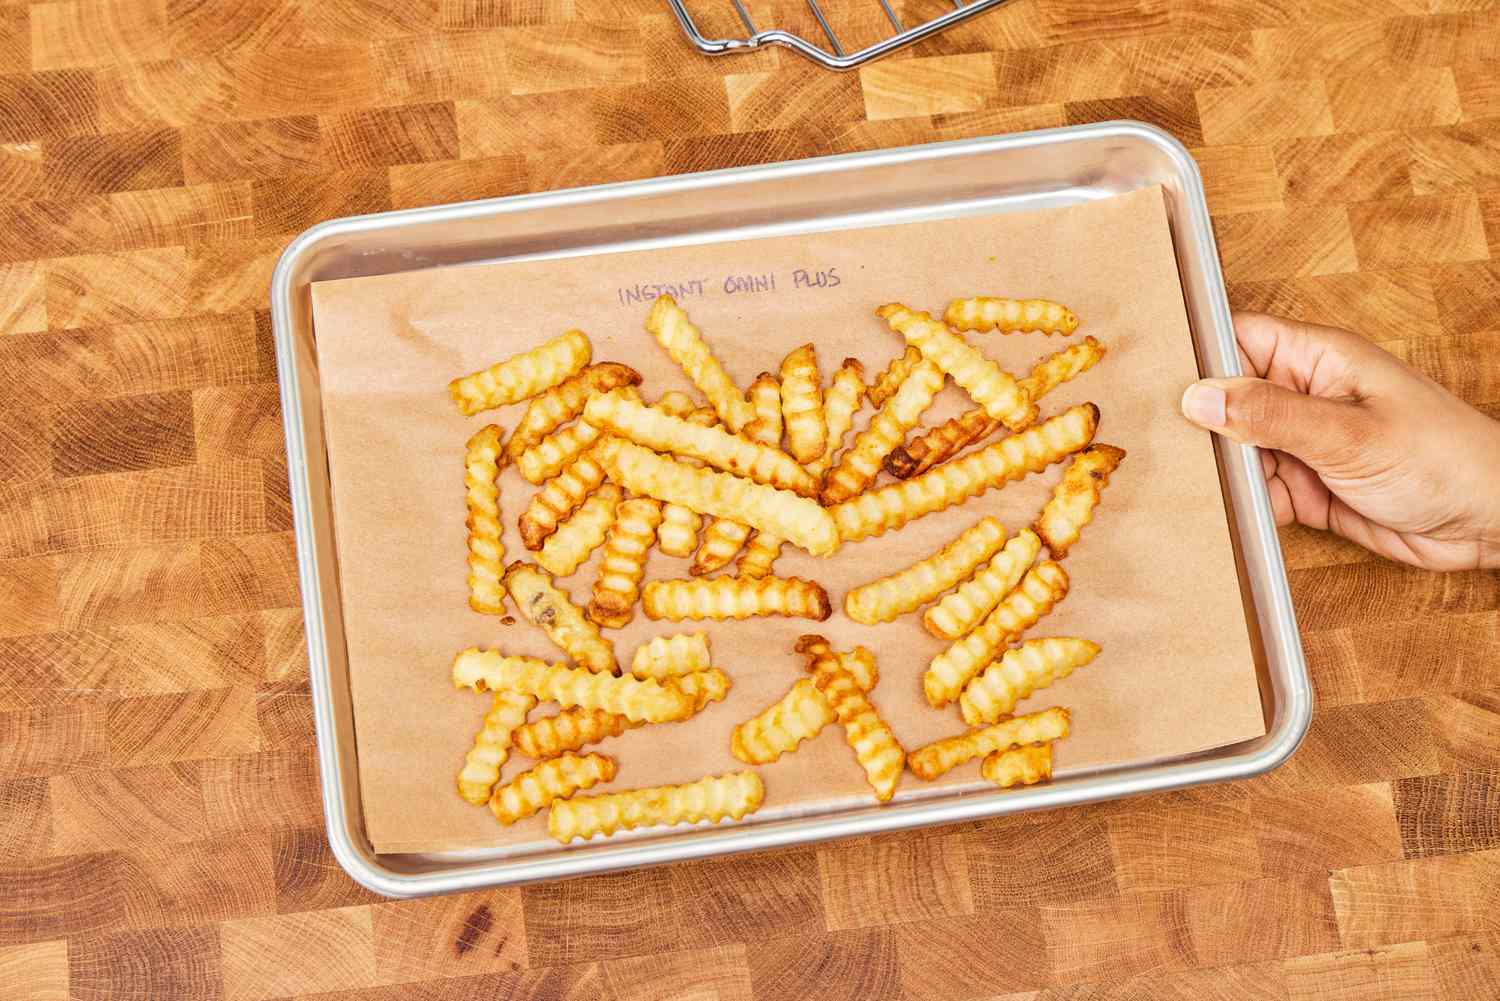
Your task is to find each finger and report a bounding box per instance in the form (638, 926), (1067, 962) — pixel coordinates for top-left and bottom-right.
(1180, 376), (1376, 470)
(1230, 312), (1376, 398)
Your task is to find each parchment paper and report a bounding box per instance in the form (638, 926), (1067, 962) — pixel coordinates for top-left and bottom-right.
(310, 186), (1266, 853)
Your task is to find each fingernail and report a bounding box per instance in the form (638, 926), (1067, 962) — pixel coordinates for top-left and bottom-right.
(1181, 382), (1227, 428)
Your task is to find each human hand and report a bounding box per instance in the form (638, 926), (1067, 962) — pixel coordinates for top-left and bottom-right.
(1179, 312), (1500, 572)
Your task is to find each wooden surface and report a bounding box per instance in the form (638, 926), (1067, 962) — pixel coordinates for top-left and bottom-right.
(2, 0), (1498, 997)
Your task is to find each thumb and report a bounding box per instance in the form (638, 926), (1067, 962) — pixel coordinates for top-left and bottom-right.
(1180, 377), (1367, 467)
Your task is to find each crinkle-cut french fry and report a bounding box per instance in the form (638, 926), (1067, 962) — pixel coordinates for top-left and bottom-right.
(656, 406), (718, 557)
(629, 631), (711, 680)
(746, 372), (783, 451)
(821, 358), (944, 505)
(597, 437), (839, 557)
(945, 297), (1080, 336)
(464, 425), (507, 615)
(584, 390), (818, 498)
(794, 635), (879, 691)
(807, 357), (866, 480)
(844, 516), (1007, 625)
(587, 497), (662, 629)
(536, 482), (621, 578)
(452, 649), (693, 722)
(807, 650), (905, 802)
(696, 373), (783, 574)
(655, 391), (698, 417)
(887, 337), (1106, 480)
(456, 691), (535, 805)
(981, 743), (1054, 788)
(646, 295), (756, 433)
(730, 640), (877, 764)
(779, 344), (825, 464)
(519, 449), (608, 549)
(691, 517), (751, 575)
(737, 532), (783, 578)
(908, 706), (1071, 781)
(548, 770), (764, 843)
(490, 752), (615, 825)
(504, 562), (616, 674)
(643, 576), (831, 622)
(922, 561), (1069, 708)
(449, 329), (591, 415)
(830, 404), (1099, 544)
(868, 345), (923, 408)
(923, 528), (1041, 640)
(505, 363), (642, 460)
(960, 637), (1100, 726)
(1035, 443), (1126, 559)
(513, 707), (633, 758)
(518, 419), (599, 487)
(877, 303), (1035, 430)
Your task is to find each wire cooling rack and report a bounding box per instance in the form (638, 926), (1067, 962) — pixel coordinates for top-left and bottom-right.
(667, 0), (1013, 69)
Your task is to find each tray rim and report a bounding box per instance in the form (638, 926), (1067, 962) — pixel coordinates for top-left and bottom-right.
(271, 120), (1312, 898)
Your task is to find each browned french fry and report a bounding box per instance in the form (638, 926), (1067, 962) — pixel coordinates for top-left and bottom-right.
(807, 646), (905, 802)
(536, 482), (621, 578)
(729, 640), (878, 765)
(736, 531), (783, 579)
(923, 528), (1041, 641)
(464, 425), (507, 615)
(656, 405), (718, 558)
(452, 649), (692, 722)
(587, 496), (662, 629)
(643, 576), (832, 621)
(780, 344), (825, 464)
(830, 404), (1099, 544)
(645, 295), (755, 433)
(944, 297), (1080, 336)
(691, 518), (751, 575)
(490, 752), (615, 825)
(908, 707), (1070, 781)
(960, 637), (1100, 726)
(867, 345), (923, 407)
(449, 329), (591, 415)
(980, 743), (1054, 788)
(629, 632), (711, 680)
(692, 375), (784, 574)
(504, 562), (616, 673)
(807, 357), (866, 481)
(821, 357), (944, 505)
(517, 387), (644, 486)
(505, 363), (642, 460)
(1016, 335), (1106, 401)
(513, 708), (632, 759)
(456, 691), (535, 805)
(878, 302), (1035, 430)
(548, 770), (764, 843)
(793, 635), (879, 690)
(1034, 444), (1126, 559)
(844, 516), (1007, 625)
(519, 449), (607, 549)
(745, 372), (783, 451)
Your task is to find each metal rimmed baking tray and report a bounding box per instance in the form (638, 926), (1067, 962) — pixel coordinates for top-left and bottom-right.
(272, 121), (1312, 898)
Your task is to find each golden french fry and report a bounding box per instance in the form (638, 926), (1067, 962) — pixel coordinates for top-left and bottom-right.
(736, 531), (783, 578)
(821, 357), (944, 505)
(807, 357), (866, 480)
(878, 303), (1035, 430)
(944, 297), (1080, 336)
(514, 708), (633, 758)
(923, 561), (1069, 708)
(746, 372), (783, 450)
(464, 425), (507, 615)
(597, 438), (839, 557)
(518, 420), (600, 487)
(844, 516), (1007, 625)
(584, 390), (818, 498)
(807, 648), (905, 802)
(779, 344), (825, 464)
(505, 363), (642, 460)
(630, 631), (711, 680)
(453, 649), (692, 722)
(1035, 443), (1126, 559)
(645, 295), (756, 433)
(548, 770), (764, 843)
(449, 329), (591, 415)
(490, 752), (616, 825)
(793, 635), (879, 691)
(655, 391), (698, 417)
(519, 449), (607, 549)
(1016, 335), (1106, 401)
(961, 637), (1100, 726)
(587, 496), (662, 629)
(655, 406), (719, 558)
(456, 690), (535, 805)
(504, 562), (616, 673)
(644, 576), (831, 622)
(830, 404), (1099, 543)
(536, 482), (621, 578)
(690, 518), (751, 575)
(980, 743), (1054, 788)
(923, 528), (1041, 640)
(908, 707), (1070, 781)
(730, 640), (878, 764)
(867, 345), (923, 407)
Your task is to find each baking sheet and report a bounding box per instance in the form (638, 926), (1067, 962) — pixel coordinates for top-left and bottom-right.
(310, 186), (1265, 853)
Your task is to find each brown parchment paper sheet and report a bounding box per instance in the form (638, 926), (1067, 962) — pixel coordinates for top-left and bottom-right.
(309, 186), (1266, 853)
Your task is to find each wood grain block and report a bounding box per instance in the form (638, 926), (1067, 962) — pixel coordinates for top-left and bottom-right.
(250, 168), (392, 236)
(192, 384), (283, 459)
(1226, 268), (1441, 343)
(1300, 610), (1500, 707)
(68, 926), (223, 1001)
(1431, 260), (1500, 335)
(894, 909), (1048, 1000)
(603, 943), (753, 1001)
(181, 115), (323, 184)
(907, 0), (1048, 57)
(388, 154), (528, 209)
(1248, 783), (1403, 876)
(0, 6), (25, 74)
(1271, 699), (1442, 788)
(254, 682), (314, 749)
(1197, 80), (1334, 145)
(272, 826), (381, 914)
(1381, 12), (1500, 67)
(261, 607), (308, 684)
(371, 30), (513, 104)
(1215, 205), (1358, 282)
(1426, 689), (1500, 772)
(1349, 192), (1490, 269)
(260, 451), (292, 533)
(1034, 960), (1287, 1001)
(0, 260), (46, 334)
(198, 532), (301, 616)
(106, 179), (256, 249)
(48, 761), (206, 854)
(199, 749), (322, 835)
(0, 775), (50, 861)
(964, 808), (1119, 906)
(663, 127), (817, 175)
(818, 116), (940, 156)
(0, 197), (120, 265)
(521, 866), (717, 966)
(1278, 522), (1381, 573)
(0, 851), (131, 942)
(221, 906), (378, 1001)
(371, 890), (528, 983)
(0, 140), (45, 204)
(1283, 941), (1441, 1001)
(1183, 874), (1341, 966)
(524, 141), (665, 191)
(0, 633), (79, 711)
(637, 10), (779, 79)
(42, 127), (183, 199)
(0, 940), (69, 1001)
(1427, 934), (1500, 1001)
(1456, 60), (1500, 122)
(50, 389), (195, 478)
(1408, 120), (1500, 195)
(44, 247), (194, 329)
(818, 831), (973, 931)
(1250, 17), (1390, 78)
(182, 236), (283, 316)
(860, 54), (998, 121)
(1484, 192), (1500, 256)
(1106, 800), (1262, 891)
(158, 0), (303, 61)
(455, 92), (603, 157)
(1329, 848), (1500, 949)
(293, 964), (614, 1000)
(928, 104), (1067, 143)
(0, 69), (99, 142)
(0, 555), (59, 637)
(1401, 330), (1500, 405)
(505, 22), (643, 95)
(93, 56), (239, 131)
(746, 927), (900, 1001)
(1274, 132), (1412, 205)
(1327, 65), (1461, 132)
(1394, 769), (1500, 859)
(1292, 563), (1500, 633)
(1066, 93), (1205, 148)
(29, 0), (171, 71)
(725, 66), (865, 131)
(587, 77), (733, 144)
(1039, 889), (1196, 982)
(0, 704), (104, 778)
(666, 847), (826, 943)
(58, 461), (267, 547)
(322, 101), (459, 169)
(105, 686), (260, 767)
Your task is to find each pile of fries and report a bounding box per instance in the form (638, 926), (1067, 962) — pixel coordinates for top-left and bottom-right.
(446, 293), (1122, 843)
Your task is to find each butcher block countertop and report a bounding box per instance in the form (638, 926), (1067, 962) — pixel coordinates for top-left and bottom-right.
(2, 1), (1499, 998)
